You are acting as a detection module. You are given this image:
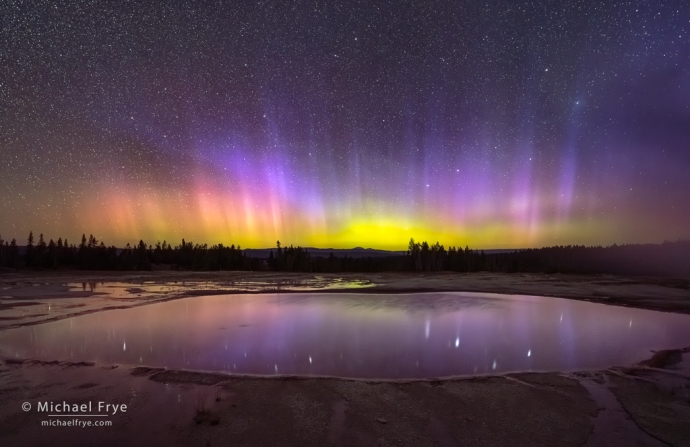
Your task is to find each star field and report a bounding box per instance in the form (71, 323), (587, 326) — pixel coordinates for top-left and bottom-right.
(1, 0), (689, 249)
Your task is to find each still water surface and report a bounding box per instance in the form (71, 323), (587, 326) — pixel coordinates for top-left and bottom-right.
(1, 292), (689, 379)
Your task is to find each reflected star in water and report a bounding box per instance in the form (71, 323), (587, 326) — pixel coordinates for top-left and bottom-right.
(4, 292), (688, 379)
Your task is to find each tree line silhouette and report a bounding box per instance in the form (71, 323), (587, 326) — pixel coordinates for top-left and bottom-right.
(0, 232), (688, 277)
(407, 238), (690, 277)
(0, 232), (254, 271)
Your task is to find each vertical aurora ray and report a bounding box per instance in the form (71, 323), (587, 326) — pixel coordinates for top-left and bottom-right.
(1, 1), (689, 248)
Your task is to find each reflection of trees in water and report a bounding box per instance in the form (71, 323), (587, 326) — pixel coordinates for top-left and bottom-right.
(81, 282), (98, 292)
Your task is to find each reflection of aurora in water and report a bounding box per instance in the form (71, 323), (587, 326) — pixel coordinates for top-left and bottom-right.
(2, 292), (690, 379)
(64, 278), (373, 298)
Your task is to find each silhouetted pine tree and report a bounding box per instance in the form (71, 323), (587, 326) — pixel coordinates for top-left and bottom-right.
(25, 231), (35, 267)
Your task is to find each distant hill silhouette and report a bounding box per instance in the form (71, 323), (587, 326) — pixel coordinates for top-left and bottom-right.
(244, 247), (407, 259)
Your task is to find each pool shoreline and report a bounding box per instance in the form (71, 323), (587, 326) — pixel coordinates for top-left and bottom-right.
(3, 291), (688, 379)
(1, 271), (689, 333)
(4, 346), (689, 383)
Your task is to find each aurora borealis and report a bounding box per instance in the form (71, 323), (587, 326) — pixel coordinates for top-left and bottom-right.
(1, 1), (689, 249)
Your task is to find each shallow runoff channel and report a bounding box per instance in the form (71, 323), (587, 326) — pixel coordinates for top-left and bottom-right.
(1, 292), (690, 379)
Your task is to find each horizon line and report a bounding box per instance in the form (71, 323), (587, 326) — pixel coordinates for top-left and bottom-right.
(6, 240), (689, 253)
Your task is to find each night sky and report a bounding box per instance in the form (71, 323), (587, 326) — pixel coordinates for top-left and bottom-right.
(1, 0), (689, 249)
